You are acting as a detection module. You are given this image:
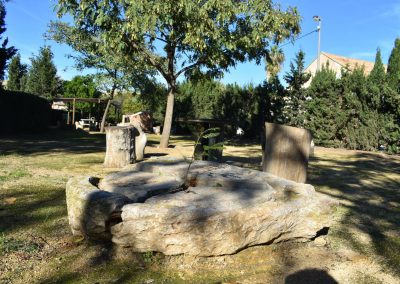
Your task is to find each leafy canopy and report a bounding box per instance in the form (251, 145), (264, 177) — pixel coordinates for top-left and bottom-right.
(26, 46), (59, 100)
(0, 1), (16, 84)
(387, 38), (400, 92)
(48, 21), (154, 98)
(7, 53), (27, 92)
(55, 0), (300, 85)
(283, 50), (311, 127)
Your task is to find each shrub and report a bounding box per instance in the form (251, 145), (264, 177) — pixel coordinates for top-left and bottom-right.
(0, 90), (51, 132)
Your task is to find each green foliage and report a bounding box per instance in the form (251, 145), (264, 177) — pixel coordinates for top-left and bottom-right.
(54, 0), (300, 82)
(260, 76), (286, 124)
(175, 77), (287, 138)
(369, 49), (386, 85)
(304, 58), (400, 153)
(54, 0), (301, 146)
(62, 75), (101, 113)
(176, 80), (225, 119)
(0, 89), (51, 132)
(387, 38), (400, 92)
(7, 53), (27, 91)
(283, 50), (311, 127)
(48, 21), (154, 99)
(0, 234), (42, 255)
(121, 82), (167, 123)
(121, 93), (145, 115)
(0, 1), (16, 84)
(25, 46), (59, 99)
(305, 64), (342, 147)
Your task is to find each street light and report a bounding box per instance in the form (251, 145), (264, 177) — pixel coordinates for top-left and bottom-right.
(313, 16), (322, 71)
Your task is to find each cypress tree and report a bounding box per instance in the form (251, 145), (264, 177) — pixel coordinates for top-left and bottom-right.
(369, 49), (386, 84)
(283, 50), (311, 127)
(387, 38), (400, 92)
(305, 64), (343, 147)
(7, 53), (27, 91)
(26, 46), (59, 99)
(0, 1), (16, 86)
(340, 67), (379, 150)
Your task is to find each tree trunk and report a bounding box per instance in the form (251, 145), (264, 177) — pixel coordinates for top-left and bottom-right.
(104, 126), (136, 168)
(160, 87), (175, 148)
(100, 99), (112, 133)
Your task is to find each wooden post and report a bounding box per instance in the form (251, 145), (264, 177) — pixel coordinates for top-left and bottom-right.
(72, 98), (76, 125)
(104, 126), (135, 168)
(262, 122), (312, 183)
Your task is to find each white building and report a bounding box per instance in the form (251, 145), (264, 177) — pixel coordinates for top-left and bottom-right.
(304, 52), (382, 87)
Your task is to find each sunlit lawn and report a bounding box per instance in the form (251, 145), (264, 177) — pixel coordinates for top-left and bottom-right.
(0, 130), (399, 283)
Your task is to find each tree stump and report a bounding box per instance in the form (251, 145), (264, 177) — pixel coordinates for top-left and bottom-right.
(104, 126), (135, 168)
(262, 122), (312, 183)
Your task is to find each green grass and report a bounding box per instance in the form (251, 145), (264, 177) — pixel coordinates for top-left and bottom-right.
(0, 169), (30, 182)
(0, 129), (399, 283)
(0, 233), (42, 255)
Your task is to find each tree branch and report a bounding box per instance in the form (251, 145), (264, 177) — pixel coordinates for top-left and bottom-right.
(128, 40), (169, 81)
(175, 59), (204, 79)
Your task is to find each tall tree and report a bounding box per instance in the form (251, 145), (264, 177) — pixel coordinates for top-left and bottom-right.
(0, 1), (16, 86)
(369, 48), (386, 84)
(387, 38), (400, 92)
(305, 64), (343, 147)
(63, 75), (101, 113)
(26, 46), (59, 99)
(7, 53), (28, 91)
(367, 48), (387, 111)
(55, 0), (300, 148)
(48, 22), (155, 132)
(283, 50), (311, 127)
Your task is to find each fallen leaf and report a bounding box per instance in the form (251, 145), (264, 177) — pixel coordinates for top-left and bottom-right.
(4, 197), (16, 205)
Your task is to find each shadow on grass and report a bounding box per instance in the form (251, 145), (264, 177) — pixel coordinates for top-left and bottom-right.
(285, 268), (338, 284)
(0, 185), (66, 234)
(0, 129), (105, 156)
(308, 152), (400, 274)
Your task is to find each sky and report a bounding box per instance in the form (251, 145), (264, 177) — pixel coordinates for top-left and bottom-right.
(4, 0), (400, 86)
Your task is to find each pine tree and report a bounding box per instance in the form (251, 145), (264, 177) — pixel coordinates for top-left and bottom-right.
(283, 50), (311, 127)
(0, 1), (16, 86)
(26, 46), (59, 99)
(7, 53), (27, 91)
(370, 49), (386, 84)
(264, 76), (286, 124)
(368, 49), (386, 110)
(387, 38), (400, 92)
(305, 64), (343, 147)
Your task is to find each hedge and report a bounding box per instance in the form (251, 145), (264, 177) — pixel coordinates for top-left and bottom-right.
(0, 90), (51, 132)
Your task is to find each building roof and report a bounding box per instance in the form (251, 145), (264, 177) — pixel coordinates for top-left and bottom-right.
(320, 52), (383, 74)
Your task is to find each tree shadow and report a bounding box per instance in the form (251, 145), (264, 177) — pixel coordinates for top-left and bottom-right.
(285, 268), (338, 284)
(308, 152), (400, 274)
(0, 129), (105, 156)
(0, 185), (66, 234)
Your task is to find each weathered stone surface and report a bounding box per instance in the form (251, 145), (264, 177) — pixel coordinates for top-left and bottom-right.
(104, 126), (136, 168)
(263, 122), (312, 183)
(66, 158), (337, 256)
(131, 121), (147, 161)
(66, 176), (131, 240)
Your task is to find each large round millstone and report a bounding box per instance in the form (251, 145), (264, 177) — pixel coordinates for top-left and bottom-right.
(66, 158), (337, 256)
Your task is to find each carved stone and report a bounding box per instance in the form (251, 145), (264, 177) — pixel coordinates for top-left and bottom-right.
(66, 159), (338, 256)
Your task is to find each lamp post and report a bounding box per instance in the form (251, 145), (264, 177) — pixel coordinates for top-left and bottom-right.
(313, 16), (322, 71)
